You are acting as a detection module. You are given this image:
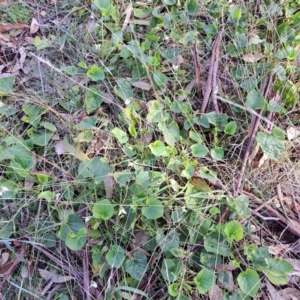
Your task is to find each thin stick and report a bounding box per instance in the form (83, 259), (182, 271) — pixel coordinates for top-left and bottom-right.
(32, 244), (83, 284)
(83, 249), (91, 300)
(211, 31), (223, 113)
(200, 35), (219, 113)
(234, 72), (274, 196)
(193, 43), (202, 101)
(0, 246), (26, 291)
(243, 191), (300, 237)
(216, 96), (275, 127)
(234, 108), (262, 196)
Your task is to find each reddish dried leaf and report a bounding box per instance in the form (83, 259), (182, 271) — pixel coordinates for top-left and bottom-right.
(0, 24), (29, 32)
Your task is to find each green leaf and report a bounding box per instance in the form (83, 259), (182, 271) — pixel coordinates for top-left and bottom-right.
(198, 167), (217, 182)
(240, 79), (258, 92)
(158, 121), (180, 147)
(58, 214), (85, 242)
(211, 147), (224, 161)
(161, 259), (181, 282)
(194, 268), (216, 294)
(160, 48), (181, 61)
(233, 7), (242, 20)
(142, 198), (164, 220)
(33, 36), (51, 50)
(267, 100), (282, 113)
(147, 101), (169, 123)
(237, 269), (260, 297)
(185, 0), (199, 16)
(246, 90), (265, 110)
(0, 105), (16, 117)
(224, 220), (243, 241)
(163, 0), (175, 5)
(85, 88), (102, 114)
(249, 247), (270, 270)
(0, 76), (15, 95)
(191, 143), (209, 158)
(0, 144), (34, 173)
(38, 191), (55, 202)
(40, 122), (56, 132)
(111, 127), (128, 144)
(115, 78), (133, 104)
(92, 199), (114, 220)
(78, 157), (110, 184)
(106, 245), (125, 269)
(22, 103), (45, 127)
(94, 0), (114, 17)
(78, 61), (87, 69)
(277, 23), (295, 44)
(204, 232), (230, 257)
(256, 128), (285, 160)
(60, 65), (78, 75)
(27, 128), (53, 146)
(263, 258), (293, 285)
(149, 140), (165, 156)
(87, 65), (105, 81)
(189, 131), (204, 142)
(168, 283), (179, 296)
(114, 170), (135, 186)
(156, 229), (179, 254)
(77, 116), (97, 130)
(200, 249), (221, 268)
(66, 227), (87, 251)
(227, 43), (243, 57)
(125, 252), (148, 280)
(199, 112), (228, 129)
(273, 64), (286, 81)
(226, 195), (250, 217)
(152, 72), (168, 90)
(224, 121), (237, 135)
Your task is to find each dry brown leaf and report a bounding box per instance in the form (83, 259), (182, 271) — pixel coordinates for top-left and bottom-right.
(0, 33), (10, 42)
(0, 23), (29, 32)
(278, 288), (300, 300)
(131, 81), (152, 91)
(24, 178), (34, 188)
(287, 127), (300, 141)
(61, 137), (89, 161)
(0, 252), (9, 266)
(54, 140), (65, 155)
(104, 175), (115, 200)
(121, 3), (132, 33)
(134, 231), (149, 247)
(266, 279), (280, 300)
(38, 268), (73, 283)
(30, 18), (39, 35)
(209, 285), (223, 300)
(20, 265), (29, 279)
(102, 92), (115, 104)
(242, 53), (266, 62)
(268, 244), (290, 256)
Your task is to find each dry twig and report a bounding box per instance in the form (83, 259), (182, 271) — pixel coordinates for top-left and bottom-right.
(193, 43), (202, 101)
(201, 31), (223, 113)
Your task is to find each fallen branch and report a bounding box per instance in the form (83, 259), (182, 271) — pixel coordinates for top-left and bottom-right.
(243, 191), (300, 237)
(201, 32), (223, 113)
